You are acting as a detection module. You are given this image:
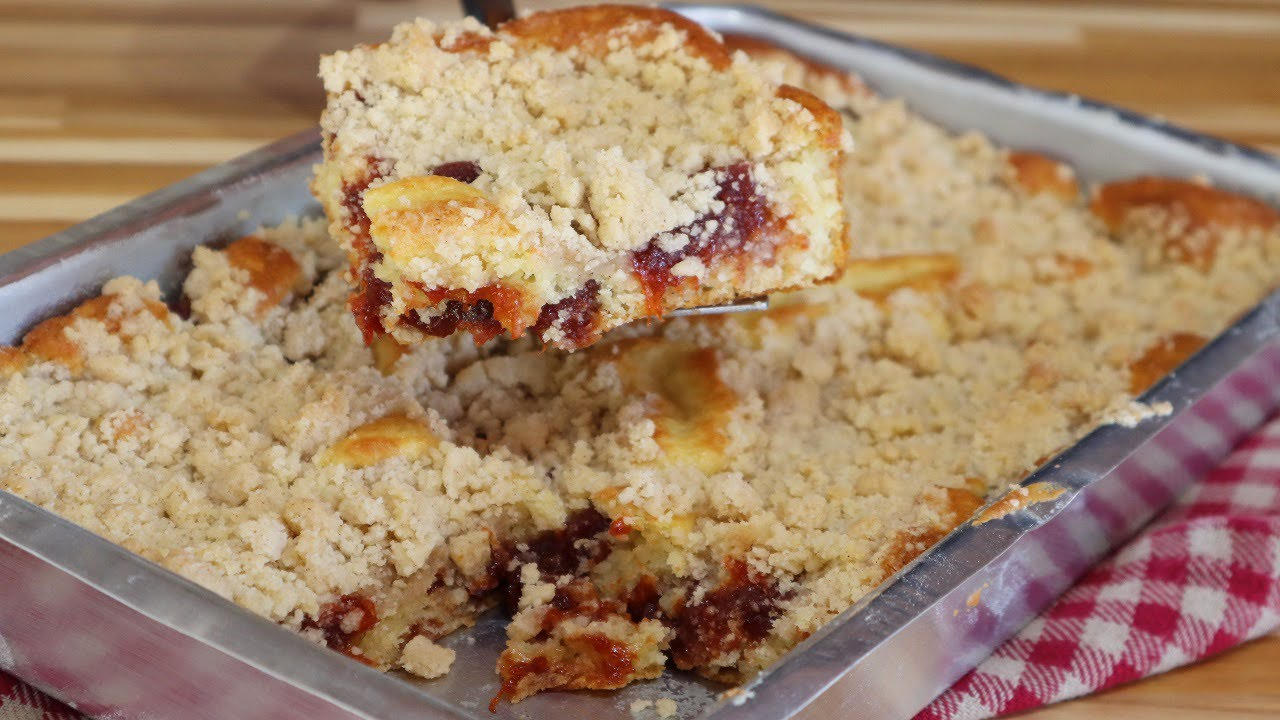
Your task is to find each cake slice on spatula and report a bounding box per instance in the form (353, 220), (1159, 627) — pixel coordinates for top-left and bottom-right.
(313, 5), (847, 350)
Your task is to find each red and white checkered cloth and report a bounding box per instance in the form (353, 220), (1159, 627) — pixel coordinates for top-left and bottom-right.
(2, 414), (1279, 720)
(0, 671), (78, 719)
(919, 410), (1280, 719)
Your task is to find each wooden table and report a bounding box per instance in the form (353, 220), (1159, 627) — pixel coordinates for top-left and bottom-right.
(1, 1), (1277, 717)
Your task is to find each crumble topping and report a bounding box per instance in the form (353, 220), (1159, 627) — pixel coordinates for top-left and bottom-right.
(1, 34), (1277, 707)
(400, 635), (456, 680)
(314, 7), (846, 349)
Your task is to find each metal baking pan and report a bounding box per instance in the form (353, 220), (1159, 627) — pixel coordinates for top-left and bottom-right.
(1, 5), (1278, 720)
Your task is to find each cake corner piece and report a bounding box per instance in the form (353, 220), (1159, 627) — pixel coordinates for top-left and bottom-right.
(314, 4), (848, 351)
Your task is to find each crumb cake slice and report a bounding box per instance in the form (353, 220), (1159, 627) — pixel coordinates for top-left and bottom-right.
(313, 6), (847, 350)
(3, 34), (1280, 713)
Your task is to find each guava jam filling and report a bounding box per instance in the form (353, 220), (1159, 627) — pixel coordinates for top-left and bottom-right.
(630, 163), (784, 315)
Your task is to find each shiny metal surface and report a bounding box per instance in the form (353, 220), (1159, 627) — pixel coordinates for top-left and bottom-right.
(667, 296), (769, 318)
(0, 5), (1278, 720)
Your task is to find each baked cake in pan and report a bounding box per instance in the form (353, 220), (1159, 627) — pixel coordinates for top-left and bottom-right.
(312, 6), (847, 350)
(2, 20), (1278, 712)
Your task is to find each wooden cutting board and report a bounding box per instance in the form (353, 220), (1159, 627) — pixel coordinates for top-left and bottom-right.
(0, 1), (1277, 717)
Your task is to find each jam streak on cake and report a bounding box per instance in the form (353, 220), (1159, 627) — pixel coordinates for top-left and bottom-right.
(486, 509), (639, 710)
(631, 162), (786, 315)
(301, 593), (379, 665)
(491, 580), (638, 710)
(491, 656), (550, 711)
(669, 558), (786, 672)
(343, 159), (391, 345)
(399, 283), (522, 346)
(400, 279), (603, 350)
(531, 280), (603, 349)
(625, 575), (662, 623)
(481, 511), (788, 703)
(358, 158), (785, 347)
(431, 160), (483, 184)
(485, 508), (613, 612)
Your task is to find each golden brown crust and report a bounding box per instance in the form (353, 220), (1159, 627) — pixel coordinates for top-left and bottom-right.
(502, 5), (732, 69)
(973, 482), (1066, 526)
(1092, 177), (1278, 232)
(776, 84), (844, 150)
(223, 235), (304, 318)
(879, 487), (984, 578)
(21, 293), (171, 372)
(436, 31), (494, 55)
(316, 414), (438, 468)
(0, 347), (26, 375)
(1007, 151), (1079, 202)
(20, 316), (83, 370)
(610, 339), (737, 475)
(1091, 177), (1279, 269)
(1128, 332), (1207, 395)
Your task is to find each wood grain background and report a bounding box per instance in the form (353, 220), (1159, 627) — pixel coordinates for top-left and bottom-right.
(1, 1), (1278, 717)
